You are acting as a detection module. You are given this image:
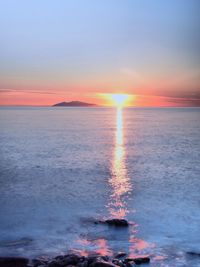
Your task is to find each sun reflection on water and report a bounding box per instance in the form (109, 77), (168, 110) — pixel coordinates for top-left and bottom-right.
(74, 108), (152, 258)
(108, 108), (132, 219)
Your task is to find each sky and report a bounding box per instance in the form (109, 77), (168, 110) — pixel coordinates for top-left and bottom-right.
(0, 0), (200, 106)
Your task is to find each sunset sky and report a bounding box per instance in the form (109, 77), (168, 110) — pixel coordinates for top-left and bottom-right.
(0, 0), (200, 106)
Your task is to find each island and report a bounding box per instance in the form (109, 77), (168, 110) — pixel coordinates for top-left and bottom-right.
(52, 101), (96, 107)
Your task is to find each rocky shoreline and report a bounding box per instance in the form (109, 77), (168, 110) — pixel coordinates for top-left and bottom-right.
(0, 219), (152, 267)
(1, 218), (199, 267)
(0, 253), (150, 267)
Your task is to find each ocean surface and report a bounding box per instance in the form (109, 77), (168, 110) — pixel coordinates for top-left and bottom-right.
(0, 107), (200, 267)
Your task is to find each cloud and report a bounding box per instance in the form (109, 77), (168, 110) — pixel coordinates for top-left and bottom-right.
(166, 96), (200, 107)
(0, 89), (57, 95)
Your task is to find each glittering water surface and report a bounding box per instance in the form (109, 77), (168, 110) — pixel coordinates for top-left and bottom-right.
(0, 107), (200, 267)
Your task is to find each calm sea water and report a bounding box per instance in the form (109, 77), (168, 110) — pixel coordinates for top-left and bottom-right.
(0, 107), (200, 266)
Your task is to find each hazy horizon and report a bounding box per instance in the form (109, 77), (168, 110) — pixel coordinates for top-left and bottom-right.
(0, 0), (200, 106)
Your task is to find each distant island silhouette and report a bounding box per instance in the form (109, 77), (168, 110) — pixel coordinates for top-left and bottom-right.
(53, 101), (96, 107)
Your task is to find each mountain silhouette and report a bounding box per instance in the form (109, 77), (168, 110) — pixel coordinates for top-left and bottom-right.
(53, 101), (96, 107)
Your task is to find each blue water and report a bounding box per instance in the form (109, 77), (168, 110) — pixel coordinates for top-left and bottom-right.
(0, 107), (200, 266)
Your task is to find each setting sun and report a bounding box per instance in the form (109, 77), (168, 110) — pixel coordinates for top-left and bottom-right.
(111, 94), (130, 107)
(100, 93), (133, 107)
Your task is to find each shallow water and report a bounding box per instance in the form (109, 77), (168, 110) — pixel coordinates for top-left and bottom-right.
(0, 107), (200, 266)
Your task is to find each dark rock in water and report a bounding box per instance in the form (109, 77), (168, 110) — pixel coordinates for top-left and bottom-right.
(48, 260), (60, 267)
(124, 262), (133, 267)
(4, 253), (150, 267)
(77, 260), (88, 267)
(101, 256), (109, 262)
(79, 256), (86, 262)
(48, 263), (58, 267)
(123, 258), (133, 263)
(32, 257), (48, 267)
(105, 219), (129, 227)
(112, 259), (125, 267)
(186, 251), (200, 257)
(115, 252), (127, 259)
(90, 260), (116, 267)
(131, 257), (150, 265)
(54, 255), (64, 261)
(0, 257), (29, 267)
(112, 259), (119, 265)
(48, 254), (80, 267)
(87, 256), (101, 265)
(62, 254), (80, 265)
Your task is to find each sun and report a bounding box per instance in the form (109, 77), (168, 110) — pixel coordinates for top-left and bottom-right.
(110, 94), (130, 107)
(98, 93), (133, 107)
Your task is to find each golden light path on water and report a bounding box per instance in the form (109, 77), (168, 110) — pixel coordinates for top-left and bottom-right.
(75, 108), (152, 258)
(107, 108), (151, 257)
(108, 108), (132, 218)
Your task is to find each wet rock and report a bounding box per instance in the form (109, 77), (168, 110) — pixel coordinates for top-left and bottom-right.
(187, 251), (200, 257)
(90, 260), (116, 267)
(79, 256), (86, 262)
(54, 256), (64, 261)
(115, 253), (127, 259)
(87, 256), (101, 265)
(48, 260), (61, 267)
(104, 219), (129, 227)
(47, 260), (60, 267)
(32, 258), (48, 267)
(124, 262), (133, 267)
(101, 256), (109, 262)
(112, 259), (124, 266)
(61, 254), (80, 265)
(48, 258), (76, 267)
(77, 260), (88, 267)
(0, 257), (29, 267)
(123, 259), (134, 263)
(132, 257), (150, 265)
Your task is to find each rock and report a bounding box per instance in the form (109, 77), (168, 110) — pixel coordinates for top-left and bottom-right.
(132, 257), (150, 265)
(90, 260), (116, 267)
(32, 258), (48, 267)
(104, 219), (129, 227)
(115, 253), (127, 259)
(124, 257), (150, 265)
(124, 262), (133, 267)
(123, 259), (133, 263)
(57, 254), (80, 266)
(112, 259), (124, 266)
(101, 256), (109, 262)
(53, 254), (80, 265)
(0, 257), (29, 267)
(77, 260), (88, 267)
(48, 260), (61, 267)
(79, 256), (86, 262)
(54, 256), (64, 261)
(187, 251), (200, 257)
(87, 256), (101, 265)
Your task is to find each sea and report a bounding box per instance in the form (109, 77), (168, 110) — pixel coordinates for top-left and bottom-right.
(0, 107), (200, 267)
